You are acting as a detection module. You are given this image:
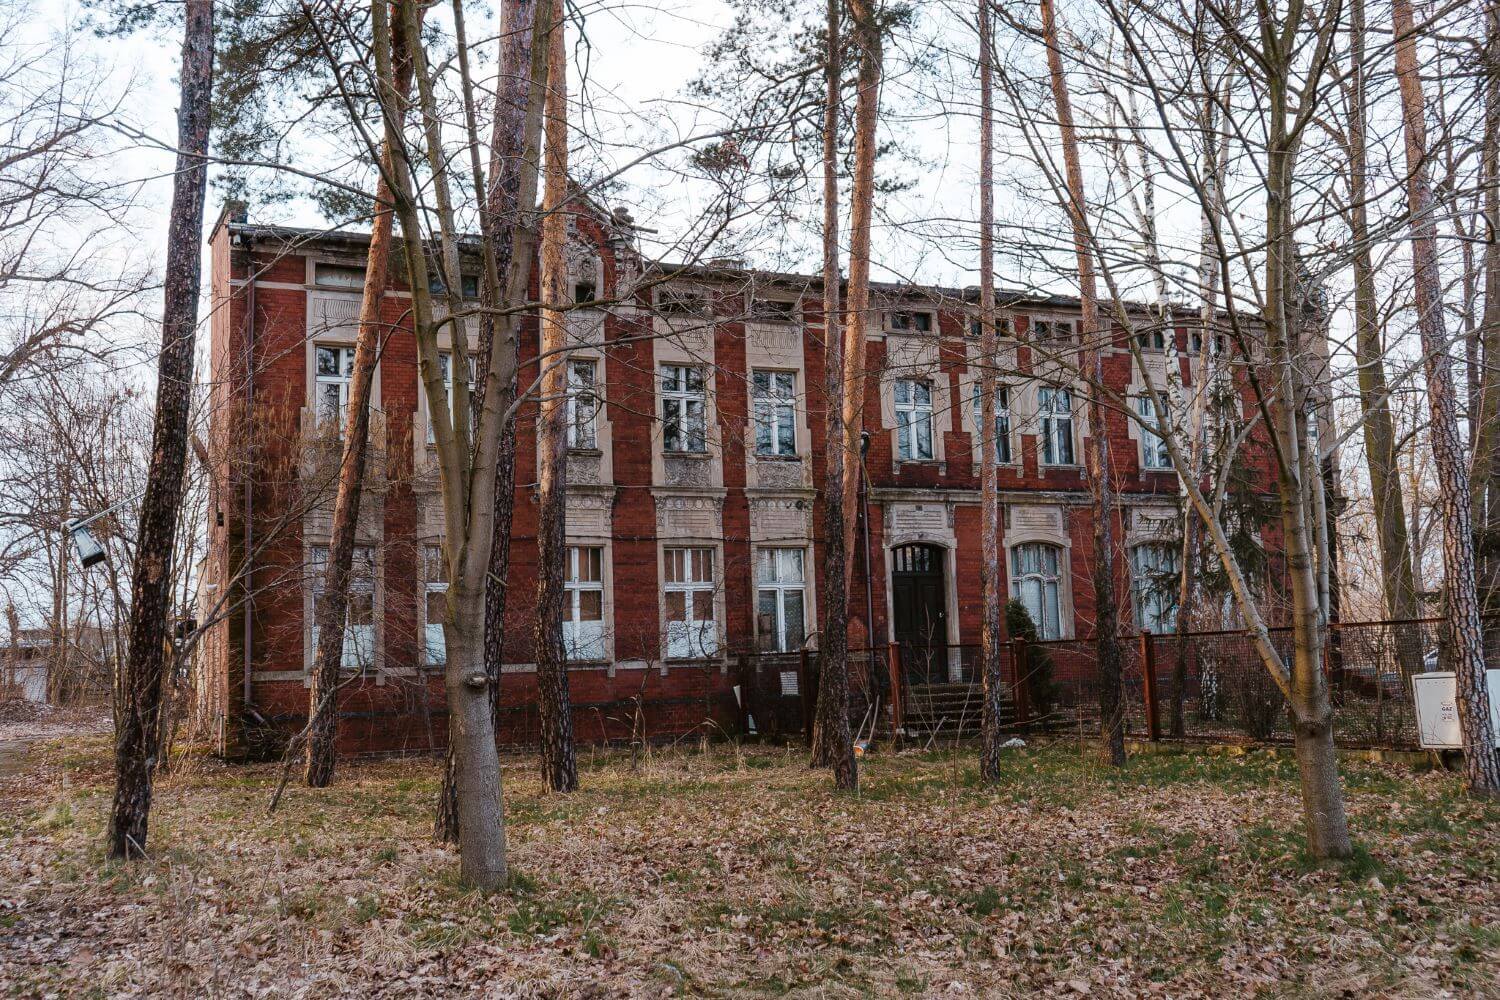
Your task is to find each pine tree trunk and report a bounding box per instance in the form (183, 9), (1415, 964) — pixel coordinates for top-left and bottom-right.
(531, 7), (577, 793)
(811, 0), (849, 775)
(1474, 7), (1500, 606)
(108, 0), (213, 859)
(814, 0), (878, 792)
(1392, 0), (1500, 795)
(1039, 0), (1124, 766)
(1347, 0), (1418, 627)
(976, 0), (1005, 782)
(305, 4), (415, 788)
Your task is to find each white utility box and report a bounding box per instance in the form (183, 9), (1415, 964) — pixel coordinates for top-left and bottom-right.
(1411, 670), (1500, 750)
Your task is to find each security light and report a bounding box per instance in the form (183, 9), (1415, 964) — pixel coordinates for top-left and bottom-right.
(66, 519), (108, 569)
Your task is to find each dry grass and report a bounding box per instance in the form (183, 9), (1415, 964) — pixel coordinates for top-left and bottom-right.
(1, 727), (1497, 998)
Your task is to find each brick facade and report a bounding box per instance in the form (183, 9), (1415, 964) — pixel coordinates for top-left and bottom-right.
(195, 199), (1283, 757)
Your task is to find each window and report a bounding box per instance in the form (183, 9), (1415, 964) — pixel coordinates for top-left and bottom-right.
(431, 271), (480, 299)
(1189, 331), (1228, 355)
(658, 287), (707, 316)
(564, 546), (606, 660)
(664, 547), (717, 658)
(315, 345), (356, 430)
(1031, 318), (1073, 342)
(573, 280), (596, 305)
(567, 359), (599, 450)
(423, 545), (447, 667)
(752, 298), (798, 323)
(970, 382), (1012, 463)
(309, 545), (376, 670)
(1138, 395), (1171, 470)
(756, 548), (806, 653)
(1038, 386), (1075, 465)
(894, 379), (935, 461)
(1011, 543), (1063, 640)
(430, 351), (475, 443)
(1136, 327), (1167, 351)
(752, 371), (797, 457)
(660, 365), (707, 453)
(889, 310), (933, 333)
(313, 262), (366, 289)
(1131, 543), (1179, 633)
(969, 315), (1014, 338)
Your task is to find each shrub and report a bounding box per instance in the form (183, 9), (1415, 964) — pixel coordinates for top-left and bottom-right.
(1006, 600), (1056, 716)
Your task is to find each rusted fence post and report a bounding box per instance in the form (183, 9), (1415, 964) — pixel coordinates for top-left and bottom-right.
(887, 642), (903, 742)
(798, 648), (814, 746)
(736, 654), (752, 737)
(1013, 637), (1030, 728)
(1139, 632), (1161, 741)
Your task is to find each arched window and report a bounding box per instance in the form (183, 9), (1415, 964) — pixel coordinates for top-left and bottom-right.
(1011, 543), (1063, 639)
(1131, 543), (1179, 634)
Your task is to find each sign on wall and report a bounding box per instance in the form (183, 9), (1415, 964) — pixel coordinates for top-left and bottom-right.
(1411, 670), (1500, 750)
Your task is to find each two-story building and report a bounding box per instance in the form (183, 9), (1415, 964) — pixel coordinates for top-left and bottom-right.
(194, 197), (1281, 756)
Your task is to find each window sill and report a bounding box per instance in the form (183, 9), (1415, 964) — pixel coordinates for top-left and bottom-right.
(568, 447), (603, 457)
(1039, 463), (1083, 471)
(662, 450), (712, 459)
(753, 453), (802, 462)
(896, 458), (942, 467)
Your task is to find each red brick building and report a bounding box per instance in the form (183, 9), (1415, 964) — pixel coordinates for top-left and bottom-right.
(195, 198), (1277, 757)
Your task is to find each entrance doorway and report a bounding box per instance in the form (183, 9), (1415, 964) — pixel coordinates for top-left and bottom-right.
(891, 543), (947, 684)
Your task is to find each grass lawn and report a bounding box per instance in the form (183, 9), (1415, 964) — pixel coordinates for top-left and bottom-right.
(1, 728), (1496, 998)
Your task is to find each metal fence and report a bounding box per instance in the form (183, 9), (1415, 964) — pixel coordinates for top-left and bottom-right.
(740, 617), (1480, 751)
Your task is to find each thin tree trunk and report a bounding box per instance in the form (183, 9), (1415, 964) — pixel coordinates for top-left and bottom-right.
(811, 0), (849, 774)
(531, 7), (578, 793)
(1039, 0), (1124, 766)
(108, 0), (213, 859)
(378, 0), (513, 889)
(305, 3), (415, 788)
(977, 0), (1005, 782)
(1392, 0), (1500, 795)
(1348, 0), (1418, 626)
(1474, 5), (1500, 607)
(434, 0), (543, 841)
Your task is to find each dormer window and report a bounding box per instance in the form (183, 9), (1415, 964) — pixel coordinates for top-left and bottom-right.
(969, 315), (1014, 338)
(751, 297), (798, 323)
(1031, 318), (1074, 342)
(1136, 327), (1167, 351)
(313, 262), (366, 289)
(658, 287), (708, 316)
(888, 310), (934, 333)
(430, 271), (480, 299)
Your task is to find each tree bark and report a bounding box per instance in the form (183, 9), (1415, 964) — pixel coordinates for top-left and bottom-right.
(377, 0), (522, 889)
(531, 7), (578, 793)
(1474, 6), (1500, 606)
(434, 0), (542, 841)
(1039, 0), (1124, 766)
(1392, 0), (1500, 795)
(304, 2), (415, 788)
(977, 0), (1005, 782)
(812, 0), (871, 793)
(1347, 0), (1418, 626)
(108, 0), (213, 859)
(810, 0), (850, 774)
